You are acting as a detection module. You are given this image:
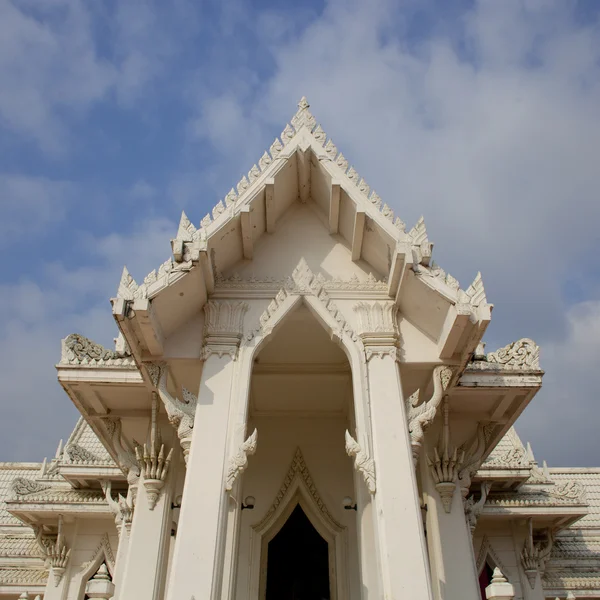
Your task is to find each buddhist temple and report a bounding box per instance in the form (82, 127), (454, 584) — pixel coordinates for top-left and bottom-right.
(0, 98), (597, 600)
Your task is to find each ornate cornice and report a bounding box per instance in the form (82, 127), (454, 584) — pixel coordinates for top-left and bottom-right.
(215, 271), (388, 292)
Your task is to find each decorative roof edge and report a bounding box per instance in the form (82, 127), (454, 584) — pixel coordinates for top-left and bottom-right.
(115, 97), (489, 313)
(59, 333), (136, 368)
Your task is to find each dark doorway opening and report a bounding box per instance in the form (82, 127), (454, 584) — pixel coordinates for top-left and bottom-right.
(478, 563), (494, 600)
(266, 504), (330, 600)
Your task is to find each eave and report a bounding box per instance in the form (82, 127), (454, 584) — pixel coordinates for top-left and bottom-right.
(481, 501), (587, 531)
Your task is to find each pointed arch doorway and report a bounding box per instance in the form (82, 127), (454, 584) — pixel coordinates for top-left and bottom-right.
(250, 449), (348, 600)
(266, 503), (330, 599)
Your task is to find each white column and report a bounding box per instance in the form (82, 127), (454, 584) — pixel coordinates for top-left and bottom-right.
(165, 300), (248, 600)
(367, 353), (434, 599)
(165, 354), (237, 600)
(354, 301), (433, 600)
(422, 458), (481, 600)
(117, 444), (176, 600)
(111, 515), (131, 599)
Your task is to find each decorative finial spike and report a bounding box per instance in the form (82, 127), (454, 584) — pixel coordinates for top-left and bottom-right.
(298, 96), (309, 109)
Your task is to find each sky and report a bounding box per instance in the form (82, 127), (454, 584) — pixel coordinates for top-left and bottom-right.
(1, 0), (599, 466)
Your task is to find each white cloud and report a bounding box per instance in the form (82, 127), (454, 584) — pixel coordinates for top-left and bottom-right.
(0, 174), (74, 241)
(0, 216), (175, 460)
(0, 0), (198, 154)
(517, 299), (600, 466)
(129, 179), (158, 202)
(182, 0), (600, 463)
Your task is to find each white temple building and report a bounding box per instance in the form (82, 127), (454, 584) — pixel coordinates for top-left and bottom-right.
(1, 98), (598, 600)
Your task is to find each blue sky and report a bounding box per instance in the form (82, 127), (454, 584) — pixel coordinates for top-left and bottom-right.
(1, 0), (600, 466)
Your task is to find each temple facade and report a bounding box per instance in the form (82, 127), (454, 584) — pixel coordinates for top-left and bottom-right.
(0, 98), (598, 600)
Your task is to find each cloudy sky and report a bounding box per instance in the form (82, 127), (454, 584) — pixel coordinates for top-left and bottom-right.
(1, 0), (599, 466)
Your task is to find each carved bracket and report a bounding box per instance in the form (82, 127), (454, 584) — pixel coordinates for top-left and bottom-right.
(426, 397), (464, 513)
(101, 481), (133, 533)
(520, 519), (553, 589)
(34, 514), (70, 587)
(225, 429), (258, 492)
(345, 430), (376, 494)
(148, 363), (196, 464)
(464, 482), (492, 536)
(101, 417), (140, 504)
(406, 366), (453, 466)
(135, 395), (174, 510)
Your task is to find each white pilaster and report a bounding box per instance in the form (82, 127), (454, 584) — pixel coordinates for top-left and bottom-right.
(111, 514), (131, 599)
(422, 460), (481, 600)
(354, 301), (433, 600)
(117, 452), (176, 600)
(164, 354), (237, 600)
(165, 300), (248, 600)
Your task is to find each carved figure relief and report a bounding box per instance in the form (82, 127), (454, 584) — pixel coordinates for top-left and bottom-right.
(406, 366), (453, 466)
(345, 430), (376, 493)
(149, 364), (197, 463)
(225, 428), (258, 492)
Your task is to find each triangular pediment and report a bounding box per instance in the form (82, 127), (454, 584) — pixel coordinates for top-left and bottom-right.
(112, 97), (492, 360)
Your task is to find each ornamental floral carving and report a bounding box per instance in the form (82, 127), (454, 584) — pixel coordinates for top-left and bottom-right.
(406, 366), (453, 466)
(345, 430), (376, 494)
(64, 443), (99, 464)
(12, 478), (50, 496)
(487, 338), (540, 371)
(551, 480), (585, 502)
(202, 301), (249, 360)
(225, 429), (258, 492)
(60, 334), (133, 367)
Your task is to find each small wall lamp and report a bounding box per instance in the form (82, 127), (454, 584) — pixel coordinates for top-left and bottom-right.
(242, 496), (255, 510)
(343, 496), (357, 511)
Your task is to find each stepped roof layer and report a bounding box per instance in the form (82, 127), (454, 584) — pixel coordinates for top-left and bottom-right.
(543, 470), (600, 594)
(0, 463), (47, 592)
(1, 417), (599, 596)
(0, 419), (117, 593)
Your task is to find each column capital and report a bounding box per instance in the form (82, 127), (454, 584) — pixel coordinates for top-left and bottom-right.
(353, 301), (399, 359)
(201, 300), (249, 360)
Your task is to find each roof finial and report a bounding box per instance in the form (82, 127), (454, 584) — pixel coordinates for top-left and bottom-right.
(291, 96), (316, 132)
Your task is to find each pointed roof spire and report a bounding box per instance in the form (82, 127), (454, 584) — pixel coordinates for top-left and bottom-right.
(117, 266), (138, 300)
(176, 211), (197, 242)
(291, 95), (316, 132)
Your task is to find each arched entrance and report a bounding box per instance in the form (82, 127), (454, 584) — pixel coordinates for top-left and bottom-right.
(266, 503), (330, 599)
